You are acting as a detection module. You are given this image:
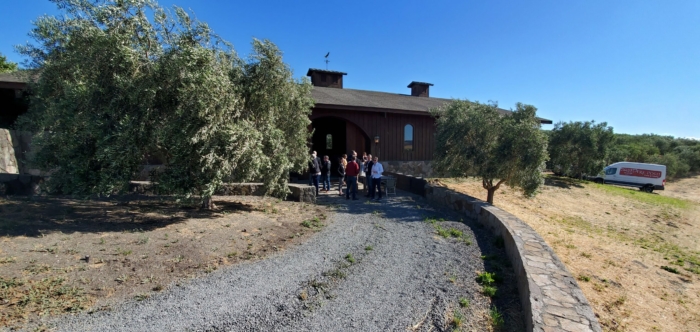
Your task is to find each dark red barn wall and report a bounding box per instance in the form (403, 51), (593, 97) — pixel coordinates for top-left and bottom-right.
(310, 108), (436, 161)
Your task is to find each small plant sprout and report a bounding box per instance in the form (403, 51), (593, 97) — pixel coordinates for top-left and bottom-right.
(450, 310), (464, 328)
(345, 253), (355, 263)
(459, 297), (470, 308)
(489, 306), (504, 327)
(482, 285), (497, 297)
(476, 272), (496, 285)
(365, 245), (373, 251)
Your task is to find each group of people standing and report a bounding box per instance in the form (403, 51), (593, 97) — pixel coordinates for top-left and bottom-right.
(308, 150), (384, 201)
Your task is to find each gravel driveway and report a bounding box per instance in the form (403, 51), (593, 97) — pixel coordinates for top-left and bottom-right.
(44, 192), (522, 331)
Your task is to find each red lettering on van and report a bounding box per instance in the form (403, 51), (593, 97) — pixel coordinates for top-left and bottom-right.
(619, 168), (662, 179)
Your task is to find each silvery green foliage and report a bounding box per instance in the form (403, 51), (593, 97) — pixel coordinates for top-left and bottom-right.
(547, 121), (615, 179)
(432, 100), (548, 203)
(17, 0), (313, 201)
(0, 52), (18, 73)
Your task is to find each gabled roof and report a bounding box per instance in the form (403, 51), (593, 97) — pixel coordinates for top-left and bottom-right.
(0, 71), (29, 83)
(311, 86), (553, 124)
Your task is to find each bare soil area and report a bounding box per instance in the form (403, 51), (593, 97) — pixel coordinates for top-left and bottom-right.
(0, 195), (329, 329)
(441, 175), (700, 332)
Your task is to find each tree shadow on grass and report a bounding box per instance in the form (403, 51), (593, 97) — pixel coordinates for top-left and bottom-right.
(544, 175), (585, 189)
(0, 195), (259, 237)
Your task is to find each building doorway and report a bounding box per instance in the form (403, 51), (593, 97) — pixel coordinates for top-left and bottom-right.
(310, 117), (370, 177)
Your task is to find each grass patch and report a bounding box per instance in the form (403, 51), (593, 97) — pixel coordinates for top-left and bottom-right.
(0, 276), (89, 324)
(345, 253), (355, 263)
(323, 268), (346, 279)
(364, 245), (373, 251)
(435, 225), (469, 244)
(301, 216), (324, 229)
(450, 310), (464, 329)
(489, 306), (505, 328)
(424, 216), (445, 224)
(482, 285), (497, 297)
(578, 275), (591, 282)
(476, 271), (496, 285)
(588, 182), (692, 209)
(448, 228), (463, 238)
(435, 225), (451, 238)
(136, 235), (149, 245)
(477, 271), (498, 297)
(0, 257), (17, 264)
(134, 294), (150, 301)
(459, 297), (470, 308)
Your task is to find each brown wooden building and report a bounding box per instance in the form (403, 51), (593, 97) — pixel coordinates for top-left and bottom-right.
(307, 68), (552, 176)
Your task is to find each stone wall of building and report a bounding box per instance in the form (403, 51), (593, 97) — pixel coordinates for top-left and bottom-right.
(385, 171), (602, 332)
(0, 129), (19, 174)
(381, 160), (433, 178)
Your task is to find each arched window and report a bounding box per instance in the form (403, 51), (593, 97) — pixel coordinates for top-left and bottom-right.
(404, 124), (413, 151)
(326, 134), (333, 149)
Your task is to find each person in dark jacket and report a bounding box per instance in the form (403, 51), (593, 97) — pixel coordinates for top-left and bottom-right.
(364, 154), (374, 197)
(320, 155), (331, 192)
(308, 151), (321, 196)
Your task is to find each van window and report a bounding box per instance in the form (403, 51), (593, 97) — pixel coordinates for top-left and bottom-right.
(605, 168), (617, 175)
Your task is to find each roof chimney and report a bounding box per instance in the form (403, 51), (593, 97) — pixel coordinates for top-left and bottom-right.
(307, 69), (347, 88)
(407, 81), (433, 97)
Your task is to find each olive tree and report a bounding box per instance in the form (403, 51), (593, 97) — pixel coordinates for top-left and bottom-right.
(433, 100), (548, 204)
(0, 52), (18, 73)
(547, 121), (614, 179)
(17, 0), (313, 208)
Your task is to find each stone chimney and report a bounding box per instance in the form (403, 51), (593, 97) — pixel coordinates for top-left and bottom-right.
(306, 69), (347, 88)
(407, 81), (433, 97)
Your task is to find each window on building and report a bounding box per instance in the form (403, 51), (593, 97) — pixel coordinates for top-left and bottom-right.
(326, 134), (332, 149)
(404, 124), (413, 151)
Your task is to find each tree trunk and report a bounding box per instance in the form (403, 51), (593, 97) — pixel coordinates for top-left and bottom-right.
(486, 188), (496, 204)
(201, 196), (216, 210)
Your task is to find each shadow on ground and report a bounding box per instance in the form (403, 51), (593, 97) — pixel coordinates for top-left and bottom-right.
(0, 195), (258, 237)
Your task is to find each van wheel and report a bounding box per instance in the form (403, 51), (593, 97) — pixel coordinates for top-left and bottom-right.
(641, 185), (654, 193)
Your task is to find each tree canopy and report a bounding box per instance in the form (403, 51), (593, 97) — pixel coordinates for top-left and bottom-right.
(433, 100), (548, 204)
(607, 134), (699, 179)
(547, 121), (615, 179)
(0, 52), (18, 73)
(17, 0), (314, 207)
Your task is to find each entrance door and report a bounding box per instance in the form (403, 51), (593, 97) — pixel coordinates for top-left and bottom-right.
(311, 117), (347, 177)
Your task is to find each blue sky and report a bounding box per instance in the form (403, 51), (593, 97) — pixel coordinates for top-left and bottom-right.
(1, 0), (698, 138)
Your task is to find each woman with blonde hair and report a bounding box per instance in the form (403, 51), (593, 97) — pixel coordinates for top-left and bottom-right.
(338, 154), (348, 195)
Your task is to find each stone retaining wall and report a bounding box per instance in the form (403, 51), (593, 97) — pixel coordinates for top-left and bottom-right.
(382, 160), (433, 178)
(385, 172), (601, 332)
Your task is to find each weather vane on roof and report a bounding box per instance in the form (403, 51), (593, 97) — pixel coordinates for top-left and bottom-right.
(325, 52), (330, 70)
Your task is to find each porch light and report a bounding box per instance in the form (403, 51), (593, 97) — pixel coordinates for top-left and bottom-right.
(374, 135), (380, 144)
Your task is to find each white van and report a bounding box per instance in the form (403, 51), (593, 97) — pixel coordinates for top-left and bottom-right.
(594, 162), (666, 193)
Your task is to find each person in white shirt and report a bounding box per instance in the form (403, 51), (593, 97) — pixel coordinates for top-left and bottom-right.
(369, 156), (384, 201)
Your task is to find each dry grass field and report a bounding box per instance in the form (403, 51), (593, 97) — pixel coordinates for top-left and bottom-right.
(0, 195), (329, 329)
(441, 175), (700, 332)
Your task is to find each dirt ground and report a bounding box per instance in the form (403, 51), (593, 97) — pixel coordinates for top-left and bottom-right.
(440, 175), (700, 332)
(0, 195), (330, 329)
